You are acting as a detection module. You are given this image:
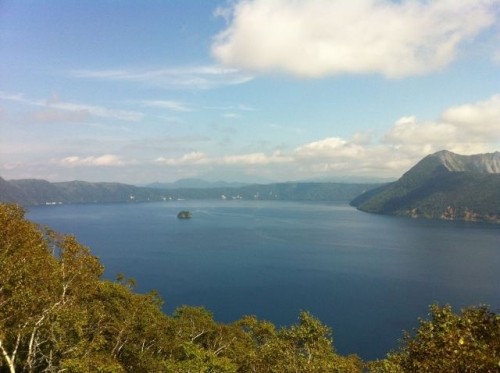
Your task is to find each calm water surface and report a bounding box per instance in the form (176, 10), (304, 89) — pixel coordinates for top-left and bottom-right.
(27, 201), (500, 360)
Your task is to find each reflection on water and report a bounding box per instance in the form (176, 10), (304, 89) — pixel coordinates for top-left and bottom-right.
(27, 201), (500, 360)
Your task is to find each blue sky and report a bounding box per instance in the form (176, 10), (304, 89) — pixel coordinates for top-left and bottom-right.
(1, 0), (500, 184)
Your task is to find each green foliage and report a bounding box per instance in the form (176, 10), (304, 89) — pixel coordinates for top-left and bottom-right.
(368, 304), (500, 372)
(224, 312), (363, 372)
(1, 202), (499, 372)
(0, 203), (362, 372)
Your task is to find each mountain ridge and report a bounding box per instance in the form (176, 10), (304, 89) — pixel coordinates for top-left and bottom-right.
(0, 177), (381, 206)
(434, 150), (500, 173)
(351, 150), (500, 223)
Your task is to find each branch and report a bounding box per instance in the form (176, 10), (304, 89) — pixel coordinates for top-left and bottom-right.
(0, 338), (17, 373)
(191, 330), (208, 343)
(214, 337), (236, 356)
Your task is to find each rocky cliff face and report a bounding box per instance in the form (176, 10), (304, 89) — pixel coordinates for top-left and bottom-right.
(436, 150), (500, 173)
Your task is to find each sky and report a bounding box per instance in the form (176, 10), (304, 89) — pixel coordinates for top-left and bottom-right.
(1, 0), (500, 184)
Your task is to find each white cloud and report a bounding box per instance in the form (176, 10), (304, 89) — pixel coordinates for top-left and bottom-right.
(71, 65), (254, 90)
(6, 91), (499, 182)
(153, 93), (500, 180)
(212, 0), (499, 78)
(351, 131), (373, 145)
(142, 100), (193, 112)
(58, 154), (128, 167)
(440, 94), (500, 140)
(222, 151), (292, 165)
(384, 94), (500, 155)
(48, 101), (143, 122)
(222, 112), (241, 119)
(294, 137), (364, 159)
(384, 118), (458, 147)
(204, 103), (256, 119)
(0, 91), (25, 102)
(154, 150), (293, 169)
(0, 91), (143, 122)
(155, 152), (210, 166)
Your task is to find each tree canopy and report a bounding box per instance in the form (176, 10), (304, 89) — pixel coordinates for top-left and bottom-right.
(0, 202), (498, 372)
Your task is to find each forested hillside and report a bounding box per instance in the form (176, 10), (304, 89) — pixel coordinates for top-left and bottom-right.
(351, 150), (500, 223)
(0, 177), (379, 206)
(0, 177), (168, 206)
(1, 202), (499, 372)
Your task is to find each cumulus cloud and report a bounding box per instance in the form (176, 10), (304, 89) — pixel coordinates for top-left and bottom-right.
(440, 94), (500, 140)
(58, 154), (128, 167)
(155, 150), (292, 167)
(222, 151), (292, 165)
(212, 0), (499, 78)
(155, 152), (210, 166)
(10, 91), (496, 182)
(295, 137), (365, 159)
(71, 65), (254, 90)
(384, 116), (458, 148)
(154, 93), (500, 180)
(384, 94), (500, 155)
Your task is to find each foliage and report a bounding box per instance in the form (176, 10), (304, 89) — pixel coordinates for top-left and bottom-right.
(367, 304), (500, 372)
(1, 202), (498, 372)
(0, 203), (361, 372)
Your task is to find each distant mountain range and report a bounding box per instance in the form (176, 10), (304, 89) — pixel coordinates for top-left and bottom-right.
(147, 178), (248, 189)
(0, 177), (380, 206)
(4, 150), (499, 223)
(351, 150), (500, 223)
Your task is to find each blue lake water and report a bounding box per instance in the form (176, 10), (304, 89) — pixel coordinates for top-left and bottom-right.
(27, 200), (500, 360)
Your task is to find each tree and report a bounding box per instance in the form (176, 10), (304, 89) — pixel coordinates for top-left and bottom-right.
(0, 202), (361, 372)
(0, 204), (61, 372)
(368, 304), (500, 372)
(230, 311), (362, 372)
(3, 202), (498, 372)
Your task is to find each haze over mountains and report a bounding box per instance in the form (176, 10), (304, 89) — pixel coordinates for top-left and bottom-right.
(351, 150), (500, 223)
(2, 150), (500, 223)
(0, 176), (378, 206)
(147, 179), (248, 190)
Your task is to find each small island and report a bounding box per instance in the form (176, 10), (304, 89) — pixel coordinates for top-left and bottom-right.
(177, 210), (192, 219)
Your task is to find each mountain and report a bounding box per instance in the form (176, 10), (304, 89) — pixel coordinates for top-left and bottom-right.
(0, 179), (171, 206)
(0, 177), (381, 206)
(351, 150), (500, 223)
(159, 182), (380, 202)
(0, 177), (34, 204)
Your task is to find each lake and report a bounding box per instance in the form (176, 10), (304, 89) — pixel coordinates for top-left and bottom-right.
(27, 200), (500, 360)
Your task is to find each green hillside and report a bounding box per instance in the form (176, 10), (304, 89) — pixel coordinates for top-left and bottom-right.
(351, 150), (500, 223)
(0, 178), (380, 206)
(3, 179), (168, 205)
